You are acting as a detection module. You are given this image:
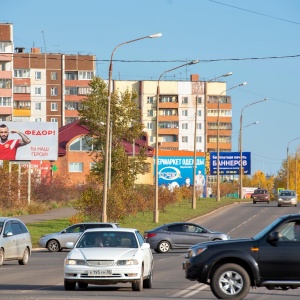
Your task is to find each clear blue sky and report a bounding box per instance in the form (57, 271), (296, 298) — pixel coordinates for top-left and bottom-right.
(2, 0), (300, 176)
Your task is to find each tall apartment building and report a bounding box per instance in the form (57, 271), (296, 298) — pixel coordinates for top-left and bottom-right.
(0, 23), (96, 127)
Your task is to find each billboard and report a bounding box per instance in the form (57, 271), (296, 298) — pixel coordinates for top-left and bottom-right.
(210, 151), (251, 175)
(154, 150), (206, 196)
(0, 122), (58, 161)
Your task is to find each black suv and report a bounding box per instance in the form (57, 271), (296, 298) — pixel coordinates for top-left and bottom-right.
(183, 214), (300, 299)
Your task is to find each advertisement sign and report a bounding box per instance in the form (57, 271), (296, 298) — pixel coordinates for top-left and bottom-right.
(154, 150), (206, 196)
(0, 122), (58, 161)
(210, 151), (251, 175)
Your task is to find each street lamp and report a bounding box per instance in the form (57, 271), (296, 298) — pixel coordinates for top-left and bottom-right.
(192, 72), (232, 209)
(216, 81), (247, 202)
(102, 33), (162, 222)
(154, 60), (199, 223)
(287, 137), (300, 189)
(239, 98), (268, 199)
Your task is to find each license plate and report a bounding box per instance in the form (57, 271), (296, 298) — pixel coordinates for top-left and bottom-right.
(88, 269), (112, 276)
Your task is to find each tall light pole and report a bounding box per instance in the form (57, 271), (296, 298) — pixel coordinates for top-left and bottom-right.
(192, 72), (232, 209)
(216, 81), (247, 202)
(102, 33), (162, 222)
(154, 60), (199, 223)
(287, 137), (300, 189)
(239, 98), (268, 199)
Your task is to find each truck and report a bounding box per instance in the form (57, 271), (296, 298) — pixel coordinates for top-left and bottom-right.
(251, 188), (270, 204)
(183, 214), (300, 299)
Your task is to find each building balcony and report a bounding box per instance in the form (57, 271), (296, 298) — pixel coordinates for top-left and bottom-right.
(13, 108), (31, 117)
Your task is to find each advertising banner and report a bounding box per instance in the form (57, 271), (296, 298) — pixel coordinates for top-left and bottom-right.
(0, 122), (58, 161)
(209, 151), (251, 175)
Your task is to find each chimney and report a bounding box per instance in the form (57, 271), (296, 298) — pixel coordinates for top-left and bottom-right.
(31, 48), (41, 54)
(15, 47), (25, 53)
(190, 74), (199, 82)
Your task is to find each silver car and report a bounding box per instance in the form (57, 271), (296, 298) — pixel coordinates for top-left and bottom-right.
(144, 222), (230, 253)
(277, 190), (298, 207)
(0, 217), (32, 265)
(39, 222), (119, 252)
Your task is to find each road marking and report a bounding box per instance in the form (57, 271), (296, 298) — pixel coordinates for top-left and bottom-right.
(170, 283), (207, 297)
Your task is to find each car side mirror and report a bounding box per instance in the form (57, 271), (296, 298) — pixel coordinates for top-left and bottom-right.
(61, 230), (67, 234)
(4, 232), (13, 237)
(141, 243), (150, 250)
(267, 231), (279, 244)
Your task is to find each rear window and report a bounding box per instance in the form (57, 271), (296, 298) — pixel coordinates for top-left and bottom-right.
(254, 189), (267, 194)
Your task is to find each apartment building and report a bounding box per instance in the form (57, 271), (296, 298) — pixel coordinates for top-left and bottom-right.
(0, 23), (96, 127)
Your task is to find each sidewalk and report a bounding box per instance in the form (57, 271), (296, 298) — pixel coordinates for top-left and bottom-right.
(17, 207), (77, 224)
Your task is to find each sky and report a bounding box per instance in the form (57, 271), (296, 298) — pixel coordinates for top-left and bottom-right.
(2, 0), (300, 176)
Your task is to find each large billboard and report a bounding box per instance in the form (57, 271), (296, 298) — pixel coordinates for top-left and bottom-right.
(154, 150), (206, 196)
(0, 122), (58, 161)
(210, 151), (251, 175)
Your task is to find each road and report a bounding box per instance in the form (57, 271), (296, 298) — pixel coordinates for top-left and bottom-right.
(1, 201), (300, 299)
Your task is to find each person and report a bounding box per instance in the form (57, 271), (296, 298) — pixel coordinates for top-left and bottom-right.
(0, 124), (31, 160)
(94, 236), (104, 247)
(294, 221), (300, 241)
(184, 177), (192, 188)
(195, 170), (206, 197)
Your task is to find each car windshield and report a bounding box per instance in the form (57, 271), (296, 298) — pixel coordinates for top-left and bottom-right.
(280, 191), (294, 196)
(76, 231), (138, 248)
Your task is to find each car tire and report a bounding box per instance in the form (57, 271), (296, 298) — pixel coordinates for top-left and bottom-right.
(0, 248), (4, 266)
(78, 282), (88, 289)
(211, 263), (250, 299)
(47, 239), (60, 252)
(157, 241), (170, 253)
(64, 280), (76, 290)
(132, 267), (144, 291)
(278, 204), (281, 207)
(143, 268), (153, 288)
(18, 247), (29, 265)
(253, 201), (256, 204)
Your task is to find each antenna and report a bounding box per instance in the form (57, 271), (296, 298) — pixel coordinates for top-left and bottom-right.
(41, 31), (47, 53)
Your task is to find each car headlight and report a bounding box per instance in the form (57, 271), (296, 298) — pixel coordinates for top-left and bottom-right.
(116, 259), (139, 266)
(65, 259), (86, 266)
(187, 247), (207, 258)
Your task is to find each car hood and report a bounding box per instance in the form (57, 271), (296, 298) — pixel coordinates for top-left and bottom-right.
(191, 237), (252, 248)
(279, 196), (296, 200)
(67, 248), (139, 260)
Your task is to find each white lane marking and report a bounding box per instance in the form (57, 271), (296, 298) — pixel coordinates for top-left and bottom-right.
(183, 284), (208, 297)
(227, 211), (263, 234)
(171, 283), (206, 297)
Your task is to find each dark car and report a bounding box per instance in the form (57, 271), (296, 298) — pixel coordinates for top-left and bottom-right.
(144, 222), (230, 253)
(183, 214), (300, 299)
(251, 188), (270, 204)
(39, 222), (119, 252)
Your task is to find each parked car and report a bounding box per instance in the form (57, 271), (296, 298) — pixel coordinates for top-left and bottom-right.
(39, 222), (119, 252)
(64, 228), (153, 291)
(183, 214), (300, 299)
(0, 217), (32, 266)
(277, 189), (298, 207)
(144, 222), (230, 253)
(251, 188), (270, 204)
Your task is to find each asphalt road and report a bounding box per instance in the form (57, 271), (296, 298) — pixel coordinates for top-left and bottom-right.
(1, 202), (300, 299)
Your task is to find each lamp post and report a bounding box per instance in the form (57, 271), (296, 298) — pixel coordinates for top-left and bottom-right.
(192, 72), (232, 209)
(154, 60), (199, 223)
(239, 98), (268, 199)
(102, 33), (162, 223)
(216, 82), (247, 202)
(287, 137), (300, 189)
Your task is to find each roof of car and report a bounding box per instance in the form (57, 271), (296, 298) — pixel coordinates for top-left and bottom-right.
(0, 217), (25, 222)
(84, 228), (137, 233)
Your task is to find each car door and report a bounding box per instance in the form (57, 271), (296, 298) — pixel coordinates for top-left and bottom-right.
(184, 224), (211, 246)
(59, 224), (85, 247)
(165, 224), (187, 248)
(2, 221), (17, 259)
(11, 221), (26, 257)
(136, 231), (152, 275)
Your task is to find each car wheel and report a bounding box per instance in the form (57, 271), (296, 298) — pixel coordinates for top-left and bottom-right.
(143, 268), (153, 288)
(157, 241), (170, 253)
(132, 267), (144, 291)
(64, 280), (76, 291)
(211, 263), (250, 299)
(18, 247), (29, 265)
(253, 201), (256, 204)
(278, 204), (281, 207)
(0, 248), (4, 266)
(78, 282), (88, 289)
(47, 239), (60, 252)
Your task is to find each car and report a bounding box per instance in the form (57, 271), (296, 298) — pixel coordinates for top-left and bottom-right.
(0, 217), (32, 266)
(144, 222), (230, 253)
(64, 228), (153, 291)
(183, 214), (300, 299)
(39, 222), (119, 252)
(277, 189), (298, 207)
(251, 188), (270, 204)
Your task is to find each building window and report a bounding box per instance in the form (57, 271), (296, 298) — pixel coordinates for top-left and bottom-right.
(150, 136), (154, 143)
(196, 136), (202, 143)
(14, 101), (31, 109)
(51, 118), (58, 122)
(65, 117), (79, 124)
(79, 71), (94, 80)
(147, 123), (153, 130)
(182, 123), (188, 130)
(147, 97), (155, 104)
(162, 109), (173, 116)
(78, 87), (91, 95)
(13, 85), (30, 93)
(51, 72), (58, 80)
(69, 162), (83, 172)
(159, 121), (179, 129)
(197, 110), (201, 117)
(35, 87), (41, 95)
(182, 97), (188, 104)
(0, 97), (11, 106)
(35, 71), (41, 80)
(90, 162), (96, 170)
(69, 137), (93, 151)
(35, 103), (42, 110)
(65, 72), (78, 80)
(197, 97), (202, 104)
(51, 103), (58, 111)
(182, 110), (188, 117)
(0, 79), (12, 89)
(147, 109), (154, 117)
(35, 118), (42, 122)
(65, 86), (78, 95)
(65, 101), (82, 110)
(51, 87), (58, 96)
(197, 123), (202, 130)
(182, 136), (188, 143)
(14, 69), (30, 78)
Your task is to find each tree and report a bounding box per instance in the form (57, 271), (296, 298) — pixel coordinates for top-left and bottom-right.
(78, 76), (148, 188)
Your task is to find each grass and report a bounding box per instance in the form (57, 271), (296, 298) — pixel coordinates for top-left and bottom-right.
(27, 197), (248, 248)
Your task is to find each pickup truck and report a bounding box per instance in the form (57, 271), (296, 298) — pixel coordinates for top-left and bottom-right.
(183, 214), (300, 299)
(251, 188), (270, 204)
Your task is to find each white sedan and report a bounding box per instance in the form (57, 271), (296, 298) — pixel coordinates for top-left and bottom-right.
(64, 228), (153, 291)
